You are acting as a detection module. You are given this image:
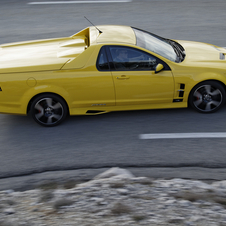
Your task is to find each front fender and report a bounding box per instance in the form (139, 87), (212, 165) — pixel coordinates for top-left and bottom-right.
(188, 71), (226, 92)
(173, 68), (226, 102)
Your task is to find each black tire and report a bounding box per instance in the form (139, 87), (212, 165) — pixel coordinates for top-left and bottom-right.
(30, 94), (68, 127)
(189, 81), (226, 113)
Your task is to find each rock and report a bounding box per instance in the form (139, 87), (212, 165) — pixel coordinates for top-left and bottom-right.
(212, 180), (226, 189)
(94, 167), (135, 180)
(168, 217), (185, 224)
(90, 197), (105, 202)
(3, 208), (15, 215)
(165, 199), (176, 204)
(179, 200), (192, 207)
(4, 189), (14, 194)
(116, 189), (129, 195)
(1, 168), (226, 225)
(189, 215), (206, 222)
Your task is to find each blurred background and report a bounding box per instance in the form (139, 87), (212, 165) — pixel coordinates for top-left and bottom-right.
(1, 0), (226, 190)
(1, 0), (226, 46)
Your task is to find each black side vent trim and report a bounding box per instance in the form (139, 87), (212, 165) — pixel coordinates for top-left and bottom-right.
(86, 110), (108, 115)
(0, 87), (2, 91)
(173, 99), (183, 102)
(179, 91), (184, 97)
(178, 84), (185, 97)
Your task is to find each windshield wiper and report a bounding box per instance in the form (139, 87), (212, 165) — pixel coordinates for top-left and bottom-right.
(166, 40), (186, 62)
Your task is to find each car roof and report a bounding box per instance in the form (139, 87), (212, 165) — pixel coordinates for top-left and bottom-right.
(72, 25), (136, 46)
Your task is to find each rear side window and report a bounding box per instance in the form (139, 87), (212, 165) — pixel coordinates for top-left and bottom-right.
(97, 47), (110, 71)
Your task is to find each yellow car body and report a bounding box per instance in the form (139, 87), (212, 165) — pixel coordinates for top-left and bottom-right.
(0, 25), (226, 126)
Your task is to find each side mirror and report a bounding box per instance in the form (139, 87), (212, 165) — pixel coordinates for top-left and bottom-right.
(155, 63), (164, 73)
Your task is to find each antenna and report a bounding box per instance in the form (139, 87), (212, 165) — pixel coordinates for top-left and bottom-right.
(84, 16), (103, 34)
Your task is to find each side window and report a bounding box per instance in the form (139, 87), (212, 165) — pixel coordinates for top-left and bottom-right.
(109, 46), (158, 71)
(97, 47), (110, 71)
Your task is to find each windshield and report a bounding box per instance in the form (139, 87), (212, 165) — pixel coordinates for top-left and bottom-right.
(133, 28), (178, 62)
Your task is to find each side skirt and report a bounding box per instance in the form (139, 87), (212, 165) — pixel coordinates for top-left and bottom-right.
(69, 102), (187, 115)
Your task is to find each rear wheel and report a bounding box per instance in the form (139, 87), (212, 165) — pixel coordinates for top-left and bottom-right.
(189, 81), (226, 113)
(30, 94), (68, 126)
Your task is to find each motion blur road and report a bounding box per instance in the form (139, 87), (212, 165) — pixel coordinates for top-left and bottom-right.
(1, 0), (226, 189)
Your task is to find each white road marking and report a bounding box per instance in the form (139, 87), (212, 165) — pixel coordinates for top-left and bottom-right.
(139, 132), (226, 140)
(28, 0), (132, 4)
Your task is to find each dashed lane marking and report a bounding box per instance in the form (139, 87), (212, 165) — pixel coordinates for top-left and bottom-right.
(139, 132), (226, 140)
(28, 0), (132, 4)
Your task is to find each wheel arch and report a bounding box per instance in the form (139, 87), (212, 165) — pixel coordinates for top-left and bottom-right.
(27, 92), (70, 115)
(188, 79), (226, 100)
(188, 79), (226, 113)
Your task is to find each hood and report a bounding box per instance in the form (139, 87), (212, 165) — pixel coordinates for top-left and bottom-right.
(177, 40), (226, 64)
(0, 36), (87, 74)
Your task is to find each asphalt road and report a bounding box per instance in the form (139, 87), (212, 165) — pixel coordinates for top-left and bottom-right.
(1, 0), (226, 190)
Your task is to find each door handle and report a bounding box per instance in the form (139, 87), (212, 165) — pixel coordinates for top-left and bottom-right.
(116, 75), (130, 80)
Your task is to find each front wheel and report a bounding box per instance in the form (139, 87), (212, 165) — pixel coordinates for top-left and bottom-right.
(189, 81), (226, 113)
(30, 94), (68, 126)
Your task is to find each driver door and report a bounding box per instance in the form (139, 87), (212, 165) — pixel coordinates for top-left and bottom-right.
(108, 46), (174, 106)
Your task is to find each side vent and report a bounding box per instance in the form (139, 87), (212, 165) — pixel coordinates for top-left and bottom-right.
(173, 99), (183, 102)
(173, 83), (185, 102)
(179, 84), (185, 97)
(0, 87), (2, 91)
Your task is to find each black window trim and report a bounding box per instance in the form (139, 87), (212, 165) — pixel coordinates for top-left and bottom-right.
(96, 46), (111, 71)
(105, 45), (171, 72)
